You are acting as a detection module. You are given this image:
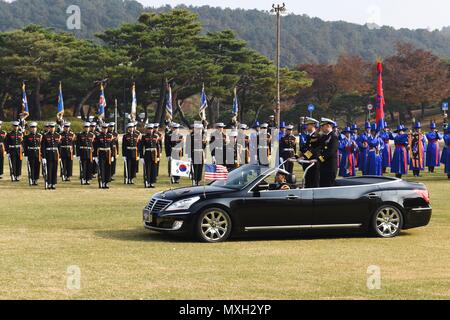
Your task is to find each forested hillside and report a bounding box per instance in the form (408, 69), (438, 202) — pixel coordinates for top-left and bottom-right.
(1, 0), (450, 65)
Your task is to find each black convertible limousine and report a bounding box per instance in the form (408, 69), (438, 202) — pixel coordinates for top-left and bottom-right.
(142, 161), (432, 242)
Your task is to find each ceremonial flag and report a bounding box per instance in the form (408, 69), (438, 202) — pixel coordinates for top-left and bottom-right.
(166, 83), (173, 121)
(199, 84), (208, 119)
(21, 83), (29, 116)
(375, 61), (385, 130)
(205, 164), (229, 181)
(57, 82), (65, 117)
(232, 87), (239, 115)
(170, 160), (191, 178)
(98, 83), (107, 118)
(131, 82), (137, 120)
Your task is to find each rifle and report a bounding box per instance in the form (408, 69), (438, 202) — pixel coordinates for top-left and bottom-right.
(96, 158), (102, 188)
(7, 153), (14, 182)
(42, 159), (48, 190)
(60, 158), (66, 182)
(123, 157), (129, 184)
(26, 158), (32, 186)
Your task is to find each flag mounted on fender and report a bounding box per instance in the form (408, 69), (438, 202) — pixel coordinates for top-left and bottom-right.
(375, 61), (385, 130)
(98, 83), (107, 118)
(171, 160), (191, 178)
(57, 82), (65, 118)
(205, 164), (229, 181)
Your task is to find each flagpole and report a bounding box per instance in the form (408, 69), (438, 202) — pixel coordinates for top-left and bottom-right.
(115, 99), (118, 133)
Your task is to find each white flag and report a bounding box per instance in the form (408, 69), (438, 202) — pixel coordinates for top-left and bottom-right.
(171, 160), (191, 178)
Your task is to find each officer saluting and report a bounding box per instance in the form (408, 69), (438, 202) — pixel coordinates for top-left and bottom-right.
(23, 122), (42, 186)
(318, 118), (339, 187)
(299, 117), (320, 188)
(41, 122), (61, 190)
(122, 122), (140, 185)
(280, 124), (297, 174)
(94, 123), (114, 189)
(0, 121), (6, 179)
(76, 122), (95, 185)
(5, 121), (24, 182)
(139, 124), (161, 188)
(59, 122), (75, 182)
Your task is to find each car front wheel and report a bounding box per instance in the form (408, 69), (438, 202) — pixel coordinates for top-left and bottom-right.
(196, 208), (232, 243)
(372, 205), (403, 238)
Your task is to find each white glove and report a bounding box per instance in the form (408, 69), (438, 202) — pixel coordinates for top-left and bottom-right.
(212, 156), (216, 164)
(42, 159), (47, 165)
(76, 156), (80, 161)
(123, 157), (127, 162)
(140, 158), (145, 165)
(111, 157), (115, 162)
(24, 156), (28, 162)
(94, 157), (99, 164)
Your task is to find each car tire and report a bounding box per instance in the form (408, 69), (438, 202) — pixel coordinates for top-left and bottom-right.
(196, 208), (232, 243)
(371, 205), (403, 238)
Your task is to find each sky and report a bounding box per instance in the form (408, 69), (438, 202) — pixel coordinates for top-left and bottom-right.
(137, 0), (450, 30)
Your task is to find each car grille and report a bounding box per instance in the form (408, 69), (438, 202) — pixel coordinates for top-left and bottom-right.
(145, 198), (172, 213)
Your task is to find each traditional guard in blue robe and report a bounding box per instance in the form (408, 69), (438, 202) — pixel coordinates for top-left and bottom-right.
(409, 121), (427, 177)
(391, 125), (409, 179)
(364, 123), (384, 176)
(379, 121), (394, 173)
(425, 121), (442, 173)
(338, 127), (358, 177)
(443, 125), (450, 179)
(356, 121), (371, 172)
(350, 124), (360, 167)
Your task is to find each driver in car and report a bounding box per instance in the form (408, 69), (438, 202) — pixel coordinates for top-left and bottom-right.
(274, 171), (291, 190)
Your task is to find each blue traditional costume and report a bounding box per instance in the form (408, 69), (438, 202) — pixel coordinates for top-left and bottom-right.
(444, 126), (450, 179)
(364, 123), (384, 176)
(338, 127), (358, 177)
(379, 123), (394, 172)
(356, 122), (371, 172)
(391, 125), (409, 178)
(425, 121), (442, 172)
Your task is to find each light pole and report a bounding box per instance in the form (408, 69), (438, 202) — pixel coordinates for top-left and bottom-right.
(271, 3), (286, 129)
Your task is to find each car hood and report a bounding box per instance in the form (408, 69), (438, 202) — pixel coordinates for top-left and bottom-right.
(157, 185), (236, 201)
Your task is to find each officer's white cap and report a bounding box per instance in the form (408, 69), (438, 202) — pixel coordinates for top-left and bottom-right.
(320, 118), (337, 127)
(64, 122), (71, 127)
(108, 122), (115, 127)
(215, 123), (225, 128)
(145, 124), (154, 129)
(193, 123), (203, 129)
(29, 122), (38, 128)
(172, 123), (180, 129)
(83, 122), (91, 127)
(126, 123), (136, 128)
(260, 123), (269, 129)
(304, 117), (319, 125)
(286, 125), (294, 130)
(240, 124), (248, 130)
(101, 123), (109, 128)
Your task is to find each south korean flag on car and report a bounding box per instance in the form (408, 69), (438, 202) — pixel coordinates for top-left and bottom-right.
(171, 160), (192, 178)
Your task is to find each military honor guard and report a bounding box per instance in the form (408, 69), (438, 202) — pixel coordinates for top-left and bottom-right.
(318, 118), (339, 187)
(338, 127), (358, 177)
(122, 122), (140, 185)
(279, 125), (297, 174)
(391, 125), (409, 179)
(257, 123), (272, 166)
(59, 122), (75, 182)
(425, 121), (442, 173)
(94, 123), (114, 189)
(5, 121), (24, 182)
(23, 122), (42, 186)
(168, 123), (184, 184)
(299, 117), (320, 188)
(237, 124), (250, 166)
(226, 129), (239, 171)
(187, 123), (207, 186)
(210, 123), (227, 165)
(108, 123), (119, 180)
(0, 121), (5, 179)
(76, 122), (95, 185)
(443, 125), (450, 179)
(89, 121), (99, 178)
(139, 124), (161, 188)
(41, 122), (61, 190)
(409, 121), (426, 177)
(364, 123), (384, 176)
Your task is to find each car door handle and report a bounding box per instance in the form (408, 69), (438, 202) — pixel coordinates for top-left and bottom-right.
(368, 193), (380, 200)
(286, 195), (299, 200)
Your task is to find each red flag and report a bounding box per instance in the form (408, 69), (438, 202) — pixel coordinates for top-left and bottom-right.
(375, 61), (385, 130)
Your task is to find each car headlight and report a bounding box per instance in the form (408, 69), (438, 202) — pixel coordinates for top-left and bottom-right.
(165, 196), (200, 212)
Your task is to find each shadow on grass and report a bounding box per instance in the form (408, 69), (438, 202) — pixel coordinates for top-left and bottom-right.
(94, 227), (415, 244)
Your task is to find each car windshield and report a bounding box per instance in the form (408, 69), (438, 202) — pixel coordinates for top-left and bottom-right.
(211, 164), (270, 189)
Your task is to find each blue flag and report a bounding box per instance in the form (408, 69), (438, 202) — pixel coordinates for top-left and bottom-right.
(166, 84), (173, 120)
(200, 84), (208, 114)
(22, 83), (29, 114)
(232, 87), (239, 115)
(98, 83), (107, 117)
(57, 82), (64, 116)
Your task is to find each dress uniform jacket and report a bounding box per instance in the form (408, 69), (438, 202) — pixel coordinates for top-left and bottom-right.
(60, 131), (76, 179)
(5, 130), (24, 178)
(94, 132), (114, 186)
(139, 132), (161, 185)
(122, 131), (140, 183)
(318, 131), (339, 187)
(41, 132), (61, 186)
(210, 132), (227, 165)
(0, 129), (6, 177)
(299, 130), (321, 188)
(24, 132), (43, 182)
(280, 133), (297, 174)
(76, 131), (95, 182)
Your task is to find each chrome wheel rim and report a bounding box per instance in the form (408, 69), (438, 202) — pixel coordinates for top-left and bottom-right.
(201, 211), (228, 241)
(375, 207), (401, 237)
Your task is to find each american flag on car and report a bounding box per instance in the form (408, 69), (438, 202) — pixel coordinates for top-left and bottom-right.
(205, 164), (229, 181)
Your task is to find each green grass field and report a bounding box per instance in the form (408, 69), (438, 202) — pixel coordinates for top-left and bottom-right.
(0, 157), (449, 300)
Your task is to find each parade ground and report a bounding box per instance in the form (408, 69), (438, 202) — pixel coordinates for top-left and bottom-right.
(0, 158), (449, 300)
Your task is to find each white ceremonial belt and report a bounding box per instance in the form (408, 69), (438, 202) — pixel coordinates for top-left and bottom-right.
(9, 145), (21, 148)
(46, 148), (58, 151)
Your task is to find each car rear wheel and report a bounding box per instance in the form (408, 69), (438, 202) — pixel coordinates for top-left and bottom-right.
(196, 208), (232, 243)
(372, 205), (403, 238)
